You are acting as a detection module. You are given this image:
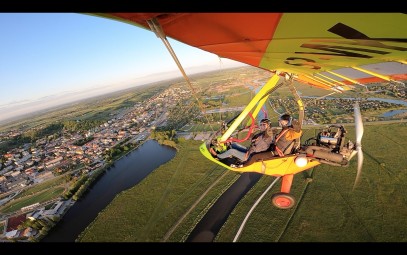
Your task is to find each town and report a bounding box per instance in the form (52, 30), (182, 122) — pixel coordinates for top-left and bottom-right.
(0, 81), (194, 241)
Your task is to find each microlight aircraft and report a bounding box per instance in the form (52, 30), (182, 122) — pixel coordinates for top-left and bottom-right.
(92, 13), (407, 209)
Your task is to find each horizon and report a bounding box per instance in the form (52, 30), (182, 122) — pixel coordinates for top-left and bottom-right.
(0, 65), (245, 126)
(0, 13), (246, 125)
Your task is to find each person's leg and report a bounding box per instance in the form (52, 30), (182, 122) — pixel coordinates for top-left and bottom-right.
(217, 148), (247, 161)
(230, 143), (247, 152)
(242, 151), (275, 166)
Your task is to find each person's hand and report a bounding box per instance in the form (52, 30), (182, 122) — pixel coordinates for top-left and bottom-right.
(244, 151), (249, 161)
(292, 119), (301, 132)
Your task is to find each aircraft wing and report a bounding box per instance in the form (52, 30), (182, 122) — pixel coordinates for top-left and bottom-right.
(92, 13), (407, 91)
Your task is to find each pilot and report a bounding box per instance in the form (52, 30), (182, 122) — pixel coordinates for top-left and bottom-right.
(216, 118), (274, 167)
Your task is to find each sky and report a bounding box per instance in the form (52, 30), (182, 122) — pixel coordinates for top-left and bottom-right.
(0, 13), (245, 124)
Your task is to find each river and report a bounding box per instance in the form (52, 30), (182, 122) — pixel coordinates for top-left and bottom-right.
(41, 139), (176, 242)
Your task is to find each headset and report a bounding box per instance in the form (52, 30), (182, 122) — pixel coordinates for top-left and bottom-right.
(279, 114), (292, 127)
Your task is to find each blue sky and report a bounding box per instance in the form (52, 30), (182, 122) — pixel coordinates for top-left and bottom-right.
(0, 13), (245, 123)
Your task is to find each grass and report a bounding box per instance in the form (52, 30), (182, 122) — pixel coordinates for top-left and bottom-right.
(0, 175), (68, 214)
(13, 175), (67, 200)
(0, 186), (65, 214)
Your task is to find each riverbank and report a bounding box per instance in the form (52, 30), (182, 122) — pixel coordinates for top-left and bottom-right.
(42, 139), (177, 242)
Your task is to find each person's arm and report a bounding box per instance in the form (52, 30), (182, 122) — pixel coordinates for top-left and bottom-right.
(285, 119), (302, 140)
(209, 147), (217, 156)
(292, 119), (301, 132)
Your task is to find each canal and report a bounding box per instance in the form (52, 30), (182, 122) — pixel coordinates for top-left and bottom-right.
(41, 140), (176, 242)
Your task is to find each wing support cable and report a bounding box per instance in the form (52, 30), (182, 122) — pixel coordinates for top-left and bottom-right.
(286, 74), (304, 151)
(146, 18), (214, 131)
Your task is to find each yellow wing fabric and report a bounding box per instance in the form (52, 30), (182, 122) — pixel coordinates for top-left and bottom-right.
(91, 13), (407, 91)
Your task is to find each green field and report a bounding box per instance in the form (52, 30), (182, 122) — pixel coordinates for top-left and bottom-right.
(78, 122), (407, 242)
(0, 186), (65, 214)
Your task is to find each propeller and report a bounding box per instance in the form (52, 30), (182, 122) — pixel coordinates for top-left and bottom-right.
(353, 101), (364, 191)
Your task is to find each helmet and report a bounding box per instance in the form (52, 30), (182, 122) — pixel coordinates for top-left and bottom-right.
(279, 114), (292, 127)
(279, 114), (291, 121)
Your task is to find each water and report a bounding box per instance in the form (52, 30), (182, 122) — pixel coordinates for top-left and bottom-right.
(379, 109), (407, 117)
(41, 140), (176, 242)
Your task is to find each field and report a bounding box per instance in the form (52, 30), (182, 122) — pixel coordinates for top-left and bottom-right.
(0, 175), (68, 214)
(79, 122), (407, 242)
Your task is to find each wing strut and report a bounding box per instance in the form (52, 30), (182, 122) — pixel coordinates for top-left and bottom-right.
(146, 18), (213, 130)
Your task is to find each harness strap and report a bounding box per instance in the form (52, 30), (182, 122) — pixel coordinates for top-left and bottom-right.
(275, 129), (289, 157)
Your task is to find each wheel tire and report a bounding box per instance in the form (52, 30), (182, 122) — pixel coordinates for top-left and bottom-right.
(271, 192), (296, 209)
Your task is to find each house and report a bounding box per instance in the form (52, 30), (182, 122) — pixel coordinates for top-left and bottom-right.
(27, 208), (44, 220)
(43, 201), (64, 216)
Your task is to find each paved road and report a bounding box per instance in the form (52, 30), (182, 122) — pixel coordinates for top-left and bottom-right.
(186, 172), (262, 242)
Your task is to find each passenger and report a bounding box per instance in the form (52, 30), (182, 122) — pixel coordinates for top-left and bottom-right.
(273, 113), (302, 157)
(216, 118), (274, 167)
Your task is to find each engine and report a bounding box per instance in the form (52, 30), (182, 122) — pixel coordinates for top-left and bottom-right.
(301, 125), (355, 166)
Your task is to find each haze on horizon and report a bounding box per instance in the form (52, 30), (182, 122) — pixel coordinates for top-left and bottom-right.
(0, 13), (245, 125)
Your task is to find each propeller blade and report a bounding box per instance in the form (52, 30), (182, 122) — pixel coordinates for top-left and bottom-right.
(354, 102), (364, 146)
(353, 146), (363, 191)
(353, 101), (364, 190)
(349, 150), (357, 161)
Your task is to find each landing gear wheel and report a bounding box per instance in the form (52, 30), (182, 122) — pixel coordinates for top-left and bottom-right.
(271, 192), (295, 209)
